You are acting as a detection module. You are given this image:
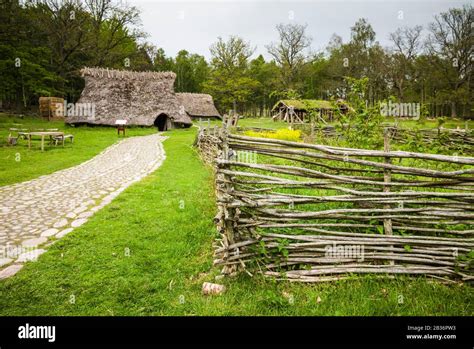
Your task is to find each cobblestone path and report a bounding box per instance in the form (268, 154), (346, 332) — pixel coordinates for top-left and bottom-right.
(0, 134), (166, 279)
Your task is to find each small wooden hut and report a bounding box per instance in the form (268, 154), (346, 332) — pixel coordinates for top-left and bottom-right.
(272, 99), (343, 124)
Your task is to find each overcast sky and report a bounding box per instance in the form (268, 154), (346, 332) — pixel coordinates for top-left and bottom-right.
(129, 0), (468, 60)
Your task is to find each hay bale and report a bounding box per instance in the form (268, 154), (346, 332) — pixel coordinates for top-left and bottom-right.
(39, 97), (65, 120)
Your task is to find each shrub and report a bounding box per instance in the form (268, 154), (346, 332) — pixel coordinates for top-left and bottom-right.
(244, 128), (301, 142)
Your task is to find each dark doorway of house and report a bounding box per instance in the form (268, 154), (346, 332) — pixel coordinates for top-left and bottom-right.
(154, 113), (168, 131)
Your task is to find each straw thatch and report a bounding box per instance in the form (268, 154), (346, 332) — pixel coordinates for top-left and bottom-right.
(66, 67), (192, 128)
(176, 93), (221, 119)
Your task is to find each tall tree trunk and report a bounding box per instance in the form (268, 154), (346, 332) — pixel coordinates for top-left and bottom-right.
(21, 74), (27, 109)
(451, 101), (457, 118)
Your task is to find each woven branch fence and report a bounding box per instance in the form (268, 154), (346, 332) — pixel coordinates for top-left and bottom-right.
(197, 127), (474, 283)
(196, 126), (221, 166)
(385, 126), (474, 152)
(293, 124), (474, 154)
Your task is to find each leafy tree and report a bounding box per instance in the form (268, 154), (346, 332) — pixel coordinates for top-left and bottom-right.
(209, 36), (255, 74)
(153, 48), (174, 71)
(249, 55), (279, 116)
(173, 50), (209, 92)
(204, 36), (258, 113)
(0, 0), (151, 109)
(84, 0), (143, 66)
(0, 1), (61, 109)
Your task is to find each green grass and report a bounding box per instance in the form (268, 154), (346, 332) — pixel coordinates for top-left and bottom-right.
(384, 116), (474, 130)
(192, 117), (288, 130)
(0, 114), (156, 186)
(238, 117), (289, 129)
(0, 127), (472, 316)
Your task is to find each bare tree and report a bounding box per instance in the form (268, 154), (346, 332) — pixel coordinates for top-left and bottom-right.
(426, 5), (473, 116)
(388, 25), (423, 100)
(326, 33), (343, 54)
(266, 23), (312, 87)
(390, 25), (423, 60)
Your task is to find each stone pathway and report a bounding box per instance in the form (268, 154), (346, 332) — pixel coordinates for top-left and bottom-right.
(0, 134), (166, 279)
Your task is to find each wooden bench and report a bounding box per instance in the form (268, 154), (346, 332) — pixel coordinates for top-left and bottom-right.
(8, 128), (28, 144)
(7, 133), (18, 145)
(53, 134), (74, 145)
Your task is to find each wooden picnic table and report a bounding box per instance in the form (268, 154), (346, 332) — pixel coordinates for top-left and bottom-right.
(26, 131), (64, 151)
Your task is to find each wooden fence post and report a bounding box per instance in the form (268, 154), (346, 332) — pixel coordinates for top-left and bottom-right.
(383, 128), (394, 265)
(216, 126), (238, 275)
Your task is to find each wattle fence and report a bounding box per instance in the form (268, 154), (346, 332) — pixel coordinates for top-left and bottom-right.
(292, 124), (474, 154)
(196, 127), (474, 282)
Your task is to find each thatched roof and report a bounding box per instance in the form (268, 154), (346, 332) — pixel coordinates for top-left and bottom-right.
(176, 93), (221, 119)
(67, 67), (192, 126)
(272, 99), (336, 112)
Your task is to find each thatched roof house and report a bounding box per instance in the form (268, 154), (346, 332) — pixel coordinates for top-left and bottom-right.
(67, 67), (192, 130)
(176, 93), (221, 119)
(272, 99), (349, 123)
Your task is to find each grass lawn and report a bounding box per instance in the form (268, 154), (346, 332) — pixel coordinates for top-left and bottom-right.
(0, 114), (156, 186)
(384, 117), (473, 129)
(238, 117), (289, 129)
(0, 127), (472, 316)
(179, 116), (473, 132)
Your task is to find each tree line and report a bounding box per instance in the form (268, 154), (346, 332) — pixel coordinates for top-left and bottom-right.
(1, 1), (472, 118)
